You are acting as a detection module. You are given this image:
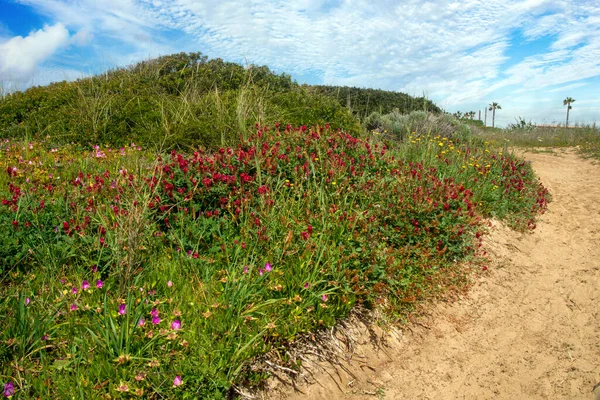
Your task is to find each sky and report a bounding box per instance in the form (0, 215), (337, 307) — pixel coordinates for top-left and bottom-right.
(0, 0), (599, 127)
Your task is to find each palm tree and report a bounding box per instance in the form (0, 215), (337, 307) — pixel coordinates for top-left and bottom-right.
(488, 102), (501, 127)
(563, 97), (575, 127)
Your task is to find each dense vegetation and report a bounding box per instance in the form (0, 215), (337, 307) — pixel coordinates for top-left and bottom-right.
(308, 85), (441, 119)
(0, 52), (359, 150)
(0, 52), (438, 152)
(0, 54), (551, 398)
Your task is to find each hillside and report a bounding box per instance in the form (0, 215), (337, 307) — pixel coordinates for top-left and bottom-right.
(0, 52), (438, 149)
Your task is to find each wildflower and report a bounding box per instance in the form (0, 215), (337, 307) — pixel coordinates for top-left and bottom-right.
(321, 294), (328, 302)
(135, 373), (146, 381)
(3, 381), (14, 397)
(167, 280), (173, 288)
(152, 316), (161, 325)
(116, 383), (129, 392)
(303, 283), (309, 289)
(173, 376), (183, 387)
(70, 304), (78, 311)
(264, 263), (272, 272)
(265, 322), (276, 329)
(259, 268), (264, 276)
(71, 287), (78, 295)
(82, 280), (91, 290)
(41, 335), (48, 341)
(138, 318), (145, 326)
(151, 308), (159, 317)
(171, 320), (181, 330)
(119, 304), (126, 315)
(96, 280), (104, 289)
(243, 266), (248, 274)
(25, 298), (30, 306)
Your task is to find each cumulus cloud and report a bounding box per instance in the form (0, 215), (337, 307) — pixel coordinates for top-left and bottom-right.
(0, 23), (70, 83)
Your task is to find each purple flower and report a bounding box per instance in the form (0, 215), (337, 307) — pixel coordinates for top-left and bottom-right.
(321, 294), (328, 302)
(171, 320), (181, 330)
(303, 283), (309, 289)
(82, 280), (90, 290)
(71, 287), (78, 295)
(138, 318), (145, 327)
(3, 381), (14, 397)
(91, 265), (98, 273)
(151, 308), (159, 317)
(173, 376), (183, 387)
(118, 304), (126, 315)
(152, 316), (161, 325)
(41, 335), (48, 341)
(243, 266), (248, 274)
(25, 298), (30, 306)
(70, 304), (78, 312)
(96, 280), (104, 289)
(264, 263), (272, 272)
(259, 268), (264, 276)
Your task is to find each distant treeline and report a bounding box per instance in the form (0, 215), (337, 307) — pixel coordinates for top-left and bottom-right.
(308, 85), (441, 119)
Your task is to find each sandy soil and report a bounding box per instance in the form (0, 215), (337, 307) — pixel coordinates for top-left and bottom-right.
(265, 148), (600, 400)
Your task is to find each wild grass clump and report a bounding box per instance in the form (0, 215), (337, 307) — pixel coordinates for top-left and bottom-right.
(0, 123), (549, 398)
(365, 110), (471, 141)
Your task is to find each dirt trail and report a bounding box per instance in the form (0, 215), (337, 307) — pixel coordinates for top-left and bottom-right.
(271, 149), (600, 400)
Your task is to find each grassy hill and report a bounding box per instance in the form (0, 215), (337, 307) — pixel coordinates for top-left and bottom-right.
(0, 52), (437, 150)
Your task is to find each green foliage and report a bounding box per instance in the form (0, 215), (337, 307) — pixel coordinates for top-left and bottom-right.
(0, 52), (357, 150)
(306, 85), (441, 120)
(365, 110), (472, 141)
(0, 123), (549, 397)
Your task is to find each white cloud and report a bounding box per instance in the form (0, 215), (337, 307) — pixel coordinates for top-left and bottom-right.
(8, 0), (600, 124)
(0, 23), (70, 83)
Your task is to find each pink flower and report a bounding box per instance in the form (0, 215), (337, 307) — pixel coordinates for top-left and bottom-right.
(118, 304), (126, 315)
(264, 263), (272, 272)
(171, 320), (181, 330)
(152, 316), (161, 325)
(4, 381), (15, 397)
(96, 280), (104, 289)
(259, 268), (263, 276)
(303, 283), (309, 289)
(243, 266), (248, 274)
(321, 294), (328, 302)
(82, 280), (90, 290)
(167, 280), (173, 288)
(70, 304), (78, 311)
(25, 298), (30, 306)
(71, 287), (78, 295)
(138, 318), (145, 326)
(173, 376), (183, 387)
(151, 308), (159, 317)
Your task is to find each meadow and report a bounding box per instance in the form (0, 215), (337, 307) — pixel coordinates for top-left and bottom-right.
(0, 53), (551, 398)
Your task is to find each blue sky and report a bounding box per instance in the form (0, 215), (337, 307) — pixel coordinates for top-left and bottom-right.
(1, 0), (599, 127)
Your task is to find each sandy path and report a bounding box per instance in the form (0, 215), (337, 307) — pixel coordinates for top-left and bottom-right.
(273, 149), (600, 400)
